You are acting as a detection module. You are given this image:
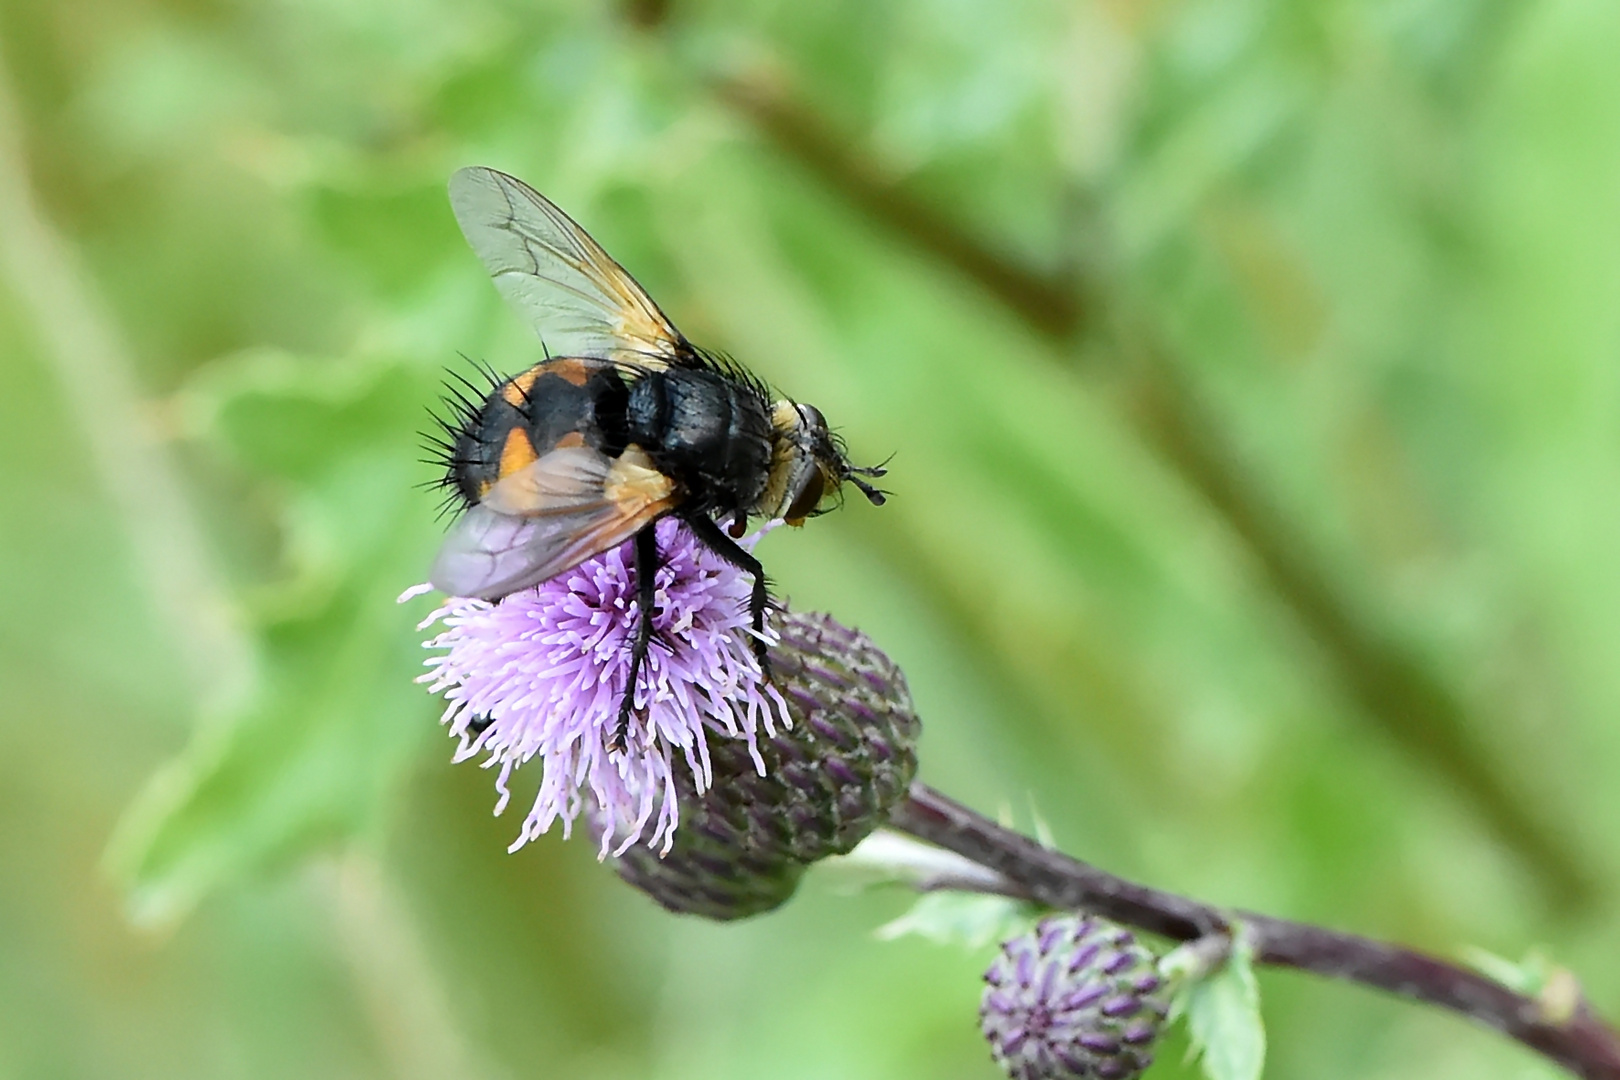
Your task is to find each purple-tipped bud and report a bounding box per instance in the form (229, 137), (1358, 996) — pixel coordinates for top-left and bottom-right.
(605, 609), (920, 919)
(981, 915), (1168, 1080)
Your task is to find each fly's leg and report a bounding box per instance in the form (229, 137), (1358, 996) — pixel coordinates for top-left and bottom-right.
(611, 528), (660, 753)
(681, 512), (772, 678)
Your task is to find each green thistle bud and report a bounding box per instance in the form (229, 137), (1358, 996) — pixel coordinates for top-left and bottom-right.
(609, 819), (807, 921)
(761, 610), (921, 863)
(981, 915), (1169, 1080)
(605, 609), (920, 920)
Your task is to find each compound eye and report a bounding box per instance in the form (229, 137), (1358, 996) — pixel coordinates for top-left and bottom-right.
(798, 403), (826, 430)
(784, 467), (826, 524)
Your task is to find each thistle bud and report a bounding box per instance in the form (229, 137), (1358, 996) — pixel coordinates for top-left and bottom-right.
(981, 915), (1169, 1080)
(760, 610), (921, 863)
(605, 609), (920, 919)
(608, 815), (807, 921)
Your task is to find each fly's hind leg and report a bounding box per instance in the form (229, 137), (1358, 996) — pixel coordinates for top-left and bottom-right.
(610, 528), (660, 753)
(681, 512), (772, 678)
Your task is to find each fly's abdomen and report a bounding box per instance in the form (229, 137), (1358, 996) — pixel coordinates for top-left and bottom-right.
(448, 357), (629, 505)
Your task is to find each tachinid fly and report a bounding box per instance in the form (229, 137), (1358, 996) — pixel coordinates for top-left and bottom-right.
(426, 167), (886, 750)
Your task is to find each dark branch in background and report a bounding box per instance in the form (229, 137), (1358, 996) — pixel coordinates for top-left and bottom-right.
(711, 72), (1084, 340)
(621, 0), (672, 30)
(1117, 342), (1597, 905)
(699, 63), (1596, 908)
(891, 784), (1620, 1080)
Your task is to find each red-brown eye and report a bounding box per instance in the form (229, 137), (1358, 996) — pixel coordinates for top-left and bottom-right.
(784, 468), (826, 524)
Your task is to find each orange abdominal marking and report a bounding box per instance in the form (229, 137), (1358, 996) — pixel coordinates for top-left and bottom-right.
(555, 431), (586, 449)
(501, 368), (541, 407)
(547, 358), (594, 386)
(498, 426), (539, 478)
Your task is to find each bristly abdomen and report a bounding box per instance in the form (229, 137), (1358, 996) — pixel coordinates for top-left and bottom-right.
(421, 361), (505, 518)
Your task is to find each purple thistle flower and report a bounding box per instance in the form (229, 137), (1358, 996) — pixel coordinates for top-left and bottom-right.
(412, 518), (788, 857)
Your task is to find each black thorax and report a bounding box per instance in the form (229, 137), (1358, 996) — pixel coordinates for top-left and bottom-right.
(625, 369), (773, 513)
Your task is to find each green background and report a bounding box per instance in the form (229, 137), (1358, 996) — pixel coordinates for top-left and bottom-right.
(1, 0), (1617, 1077)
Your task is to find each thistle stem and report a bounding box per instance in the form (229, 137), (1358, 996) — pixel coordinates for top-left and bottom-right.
(889, 783), (1620, 1080)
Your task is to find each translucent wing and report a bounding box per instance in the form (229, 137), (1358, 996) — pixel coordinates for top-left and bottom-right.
(429, 445), (678, 600)
(449, 166), (692, 368)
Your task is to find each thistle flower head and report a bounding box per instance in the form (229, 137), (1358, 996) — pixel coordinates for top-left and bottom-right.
(414, 518), (787, 856)
(603, 610), (921, 919)
(981, 915), (1169, 1080)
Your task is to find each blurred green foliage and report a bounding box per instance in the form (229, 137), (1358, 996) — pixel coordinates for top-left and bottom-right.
(1, 0), (1618, 1077)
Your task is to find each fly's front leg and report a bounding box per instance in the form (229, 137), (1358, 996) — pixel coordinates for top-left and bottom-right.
(681, 513), (772, 677)
(611, 528), (661, 753)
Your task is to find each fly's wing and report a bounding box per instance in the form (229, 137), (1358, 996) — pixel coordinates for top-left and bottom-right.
(429, 445), (677, 600)
(449, 166), (693, 369)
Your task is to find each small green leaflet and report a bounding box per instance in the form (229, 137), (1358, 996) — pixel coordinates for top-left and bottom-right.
(875, 892), (1039, 950)
(1461, 946), (1558, 998)
(1462, 947), (1582, 1025)
(1178, 931), (1267, 1080)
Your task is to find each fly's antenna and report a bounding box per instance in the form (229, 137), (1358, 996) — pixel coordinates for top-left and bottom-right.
(848, 475), (888, 506)
(843, 454), (892, 506)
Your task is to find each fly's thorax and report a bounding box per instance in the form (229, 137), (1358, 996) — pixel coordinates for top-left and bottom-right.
(626, 369), (774, 512)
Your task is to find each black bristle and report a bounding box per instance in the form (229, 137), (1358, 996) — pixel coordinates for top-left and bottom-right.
(419, 356), (506, 518)
(692, 345), (773, 405)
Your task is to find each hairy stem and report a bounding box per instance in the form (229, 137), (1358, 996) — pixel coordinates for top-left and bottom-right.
(890, 783), (1620, 1080)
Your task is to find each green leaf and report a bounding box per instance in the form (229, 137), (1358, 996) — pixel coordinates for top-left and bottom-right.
(183, 348), (428, 483)
(106, 351), (445, 923)
(1461, 947), (1582, 1024)
(1461, 946), (1552, 997)
(874, 891), (1039, 950)
(107, 560), (435, 925)
(1180, 933), (1267, 1080)
(309, 180), (463, 296)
